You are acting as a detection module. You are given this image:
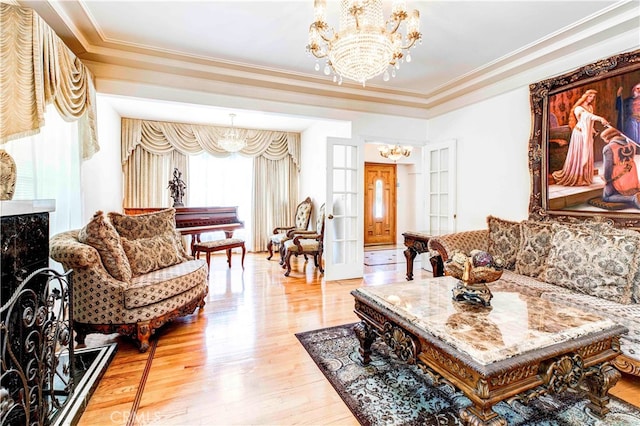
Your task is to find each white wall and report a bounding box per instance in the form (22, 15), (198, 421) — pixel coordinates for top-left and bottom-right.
(81, 96), (122, 221)
(300, 121), (333, 222)
(428, 87), (531, 231)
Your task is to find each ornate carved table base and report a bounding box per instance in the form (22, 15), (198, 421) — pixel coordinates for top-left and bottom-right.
(354, 317), (622, 426)
(351, 278), (627, 426)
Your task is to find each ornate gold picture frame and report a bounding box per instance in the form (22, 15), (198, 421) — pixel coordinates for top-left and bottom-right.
(528, 49), (640, 229)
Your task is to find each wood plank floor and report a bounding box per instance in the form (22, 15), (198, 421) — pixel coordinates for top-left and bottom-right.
(78, 251), (640, 425)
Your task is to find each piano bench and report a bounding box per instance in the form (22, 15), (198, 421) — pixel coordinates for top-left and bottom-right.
(193, 238), (246, 271)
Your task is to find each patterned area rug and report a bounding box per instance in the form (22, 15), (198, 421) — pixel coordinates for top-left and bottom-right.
(296, 323), (640, 426)
(364, 249), (402, 266)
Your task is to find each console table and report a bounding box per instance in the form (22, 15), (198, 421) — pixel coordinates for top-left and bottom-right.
(402, 231), (431, 280)
(352, 276), (627, 426)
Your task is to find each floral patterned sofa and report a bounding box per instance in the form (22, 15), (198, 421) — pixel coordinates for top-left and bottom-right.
(427, 216), (640, 377)
(49, 208), (208, 352)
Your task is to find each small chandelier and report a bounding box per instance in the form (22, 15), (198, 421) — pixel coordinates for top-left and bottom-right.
(378, 144), (412, 161)
(307, 0), (421, 86)
(218, 113), (246, 153)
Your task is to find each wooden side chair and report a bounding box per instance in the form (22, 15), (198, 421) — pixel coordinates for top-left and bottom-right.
(266, 196), (313, 261)
(282, 204), (325, 277)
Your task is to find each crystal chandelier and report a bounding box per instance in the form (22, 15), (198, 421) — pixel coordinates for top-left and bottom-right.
(218, 113), (246, 153)
(378, 144), (412, 161)
(307, 0), (421, 86)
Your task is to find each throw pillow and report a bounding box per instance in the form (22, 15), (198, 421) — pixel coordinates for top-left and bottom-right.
(121, 233), (185, 276)
(78, 211), (132, 282)
(515, 220), (553, 279)
(486, 216), (521, 270)
(108, 208), (189, 260)
(544, 223), (639, 304)
(109, 208), (176, 239)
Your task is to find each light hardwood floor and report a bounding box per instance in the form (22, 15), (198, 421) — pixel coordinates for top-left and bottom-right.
(78, 250), (640, 425)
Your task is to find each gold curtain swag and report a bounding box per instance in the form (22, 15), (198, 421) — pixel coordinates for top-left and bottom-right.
(121, 118), (301, 169)
(0, 3), (99, 160)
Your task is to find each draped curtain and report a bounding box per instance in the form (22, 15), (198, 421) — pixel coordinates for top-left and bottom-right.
(253, 156), (299, 252)
(121, 118), (301, 251)
(0, 3), (99, 160)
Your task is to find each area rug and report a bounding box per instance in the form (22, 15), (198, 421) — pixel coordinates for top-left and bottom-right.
(364, 249), (402, 266)
(296, 323), (640, 426)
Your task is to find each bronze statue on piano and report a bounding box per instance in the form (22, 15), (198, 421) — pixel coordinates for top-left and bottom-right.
(168, 168), (186, 207)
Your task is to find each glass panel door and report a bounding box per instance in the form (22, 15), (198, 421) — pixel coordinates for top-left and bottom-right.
(425, 140), (457, 235)
(325, 137), (363, 280)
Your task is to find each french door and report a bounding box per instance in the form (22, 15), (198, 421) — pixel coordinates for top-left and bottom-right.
(425, 140), (457, 235)
(324, 137), (364, 280)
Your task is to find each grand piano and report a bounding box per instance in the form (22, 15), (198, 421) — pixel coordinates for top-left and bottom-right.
(123, 206), (244, 254)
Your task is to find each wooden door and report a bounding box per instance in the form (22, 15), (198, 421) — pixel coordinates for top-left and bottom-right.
(364, 163), (396, 246)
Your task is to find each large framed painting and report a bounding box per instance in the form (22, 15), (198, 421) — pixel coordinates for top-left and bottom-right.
(528, 49), (640, 229)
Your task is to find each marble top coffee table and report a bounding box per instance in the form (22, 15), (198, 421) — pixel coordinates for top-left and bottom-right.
(351, 276), (628, 426)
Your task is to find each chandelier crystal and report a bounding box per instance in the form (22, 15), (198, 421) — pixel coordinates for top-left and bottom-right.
(307, 0), (421, 86)
(218, 113), (246, 153)
(378, 144), (412, 161)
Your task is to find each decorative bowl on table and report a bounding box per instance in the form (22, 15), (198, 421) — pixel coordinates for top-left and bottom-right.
(445, 250), (504, 307)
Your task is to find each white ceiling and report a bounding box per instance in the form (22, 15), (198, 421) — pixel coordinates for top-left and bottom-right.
(21, 0), (631, 128)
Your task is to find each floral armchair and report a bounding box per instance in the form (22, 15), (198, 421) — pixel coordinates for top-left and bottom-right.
(282, 203), (325, 277)
(266, 196), (313, 261)
(49, 209), (208, 352)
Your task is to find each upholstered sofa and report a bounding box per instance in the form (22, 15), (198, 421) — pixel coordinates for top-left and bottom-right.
(427, 216), (640, 377)
(49, 208), (208, 352)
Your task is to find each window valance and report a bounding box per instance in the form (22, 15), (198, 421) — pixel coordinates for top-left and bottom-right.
(0, 3), (99, 160)
(121, 118), (301, 171)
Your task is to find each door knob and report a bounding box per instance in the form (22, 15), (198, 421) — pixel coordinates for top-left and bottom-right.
(327, 214), (334, 219)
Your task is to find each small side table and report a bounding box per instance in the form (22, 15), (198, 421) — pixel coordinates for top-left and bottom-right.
(402, 231), (431, 281)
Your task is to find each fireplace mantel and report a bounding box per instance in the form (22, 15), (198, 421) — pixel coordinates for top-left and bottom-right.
(0, 198), (55, 217)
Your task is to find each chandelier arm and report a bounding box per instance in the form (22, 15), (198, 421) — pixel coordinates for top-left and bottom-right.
(309, 48), (328, 59)
(386, 17), (402, 34)
(349, 4), (364, 29)
(318, 31), (334, 43)
(398, 37), (420, 50)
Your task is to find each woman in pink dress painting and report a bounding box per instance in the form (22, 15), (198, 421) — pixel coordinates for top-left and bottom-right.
(552, 89), (609, 186)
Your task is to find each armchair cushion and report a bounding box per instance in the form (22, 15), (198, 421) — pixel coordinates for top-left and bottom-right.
(487, 215), (521, 270)
(283, 238), (320, 253)
(269, 232), (290, 245)
(543, 223), (639, 304)
(124, 260), (206, 309)
(122, 233), (186, 276)
(78, 211), (132, 282)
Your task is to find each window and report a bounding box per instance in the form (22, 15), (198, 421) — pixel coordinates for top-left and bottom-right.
(374, 179), (383, 219)
(188, 153), (253, 246)
(3, 106), (82, 236)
